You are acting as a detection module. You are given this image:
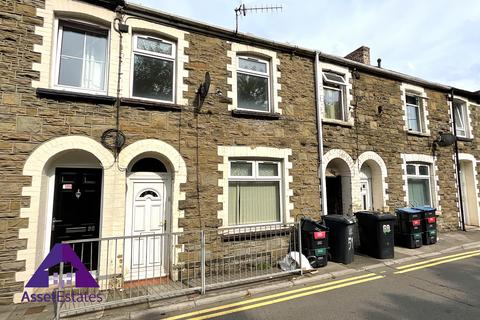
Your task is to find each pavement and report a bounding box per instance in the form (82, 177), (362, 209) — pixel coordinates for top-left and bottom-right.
(1, 229), (479, 320)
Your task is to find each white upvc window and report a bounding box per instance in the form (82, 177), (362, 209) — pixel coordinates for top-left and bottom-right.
(55, 20), (109, 93)
(323, 71), (348, 121)
(228, 160), (282, 226)
(131, 35), (176, 103)
(406, 163), (433, 207)
(236, 56), (271, 112)
(453, 99), (469, 138)
(405, 93), (427, 133)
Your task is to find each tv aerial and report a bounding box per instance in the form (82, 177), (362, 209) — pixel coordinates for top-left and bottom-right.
(234, 3), (283, 33)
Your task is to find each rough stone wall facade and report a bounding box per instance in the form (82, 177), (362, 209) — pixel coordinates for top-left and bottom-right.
(0, 0), (46, 304)
(0, 0), (478, 304)
(322, 72), (468, 231)
(0, 0), (321, 303)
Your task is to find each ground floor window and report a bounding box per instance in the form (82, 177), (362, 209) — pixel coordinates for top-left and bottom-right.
(406, 162), (432, 206)
(228, 160), (282, 225)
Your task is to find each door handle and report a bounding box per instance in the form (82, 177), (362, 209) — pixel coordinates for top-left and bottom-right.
(52, 217), (63, 232)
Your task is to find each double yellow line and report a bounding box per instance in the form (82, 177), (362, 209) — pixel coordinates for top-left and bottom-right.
(165, 273), (383, 320)
(394, 249), (480, 274)
(166, 249), (479, 319)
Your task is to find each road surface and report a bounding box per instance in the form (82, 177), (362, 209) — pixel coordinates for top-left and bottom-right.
(160, 249), (480, 320)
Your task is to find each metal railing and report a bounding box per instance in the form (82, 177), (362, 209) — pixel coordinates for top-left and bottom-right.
(53, 222), (302, 317)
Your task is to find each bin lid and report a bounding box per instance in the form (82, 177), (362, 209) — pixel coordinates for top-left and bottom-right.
(355, 211), (396, 221)
(395, 207), (422, 214)
(413, 206), (436, 213)
(301, 218), (328, 231)
(323, 214), (356, 225)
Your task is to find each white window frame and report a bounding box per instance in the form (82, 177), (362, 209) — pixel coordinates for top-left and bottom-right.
(453, 99), (469, 138)
(236, 55), (272, 113)
(406, 162), (433, 207)
(130, 34), (176, 103)
(322, 71), (348, 121)
(53, 19), (110, 94)
(228, 159), (283, 226)
(401, 83), (430, 135)
(405, 92), (426, 133)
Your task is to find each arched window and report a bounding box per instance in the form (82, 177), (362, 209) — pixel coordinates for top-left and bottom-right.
(139, 190), (159, 198)
(131, 157), (167, 172)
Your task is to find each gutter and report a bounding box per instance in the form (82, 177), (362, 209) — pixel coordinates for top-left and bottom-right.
(314, 51), (326, 215)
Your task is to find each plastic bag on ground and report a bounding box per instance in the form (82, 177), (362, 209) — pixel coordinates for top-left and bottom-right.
(278, 251), (313, 271)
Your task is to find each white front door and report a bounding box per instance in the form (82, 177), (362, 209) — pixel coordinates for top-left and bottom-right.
(125, 175), (170, 280)
(459, 162), (480, 226)
(360, 179), (372, 211)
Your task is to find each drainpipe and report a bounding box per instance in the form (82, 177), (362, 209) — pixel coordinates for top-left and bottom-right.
(113, 9), (124, 160)
(451, 88), (467, 231)
(314, 52), (327, 216)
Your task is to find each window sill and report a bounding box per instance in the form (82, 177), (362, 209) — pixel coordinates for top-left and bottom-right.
(407, 131), (430, 137)
(456, 136), (474, 142)
(232, 109), (281, 120)
(120, 97), (182, 111)
(218, 224), (293, 242)
(36, 88), (116, 104)
(322, 118), (354, 127)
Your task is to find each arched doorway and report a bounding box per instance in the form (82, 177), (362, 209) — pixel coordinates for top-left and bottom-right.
(125, 155), (172, 280)
(357, 152), (388, 212)
(325, 158), (352, 215)
(44, 150), (103, 273)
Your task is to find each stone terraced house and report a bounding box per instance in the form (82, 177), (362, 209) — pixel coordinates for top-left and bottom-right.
(0, 0), (479, 305)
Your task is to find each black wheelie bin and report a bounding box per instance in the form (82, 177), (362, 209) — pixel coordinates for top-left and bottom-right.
(355, 211), (396, 259)
(322, 215), (356, 264)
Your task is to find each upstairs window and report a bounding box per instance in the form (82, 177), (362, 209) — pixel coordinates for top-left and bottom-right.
(453, 100), (468, 138)
(56, 21), (108, 92)
(132, 35), (175, 102)
(406, 163), (432, 207)
(323, 72), (347, 121)
(237, 56), (271, 112)
(228, 160), (281, 225)
(406, 93), (425, 133)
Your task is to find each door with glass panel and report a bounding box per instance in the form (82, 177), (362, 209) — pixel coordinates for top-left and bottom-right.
(360, 179), (372, 211)
(228, 160), (282, 226)
(125, 177), (169, 280)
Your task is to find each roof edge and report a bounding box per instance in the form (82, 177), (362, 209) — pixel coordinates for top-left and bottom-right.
(104, 1), (477, 97)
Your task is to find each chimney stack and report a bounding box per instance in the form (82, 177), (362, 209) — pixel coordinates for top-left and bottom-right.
(345, 46), (370, 65)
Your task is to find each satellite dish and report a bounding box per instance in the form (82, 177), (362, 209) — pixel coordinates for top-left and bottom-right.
(435, 132), (456, 147)
(198, 72), (211, 100)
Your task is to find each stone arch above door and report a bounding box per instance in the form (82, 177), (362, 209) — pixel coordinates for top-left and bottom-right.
(356, 151), (389, 211)
(323, 149), (355, 215)
(118, 139), (187, 233)
(16, 136), (114, 302)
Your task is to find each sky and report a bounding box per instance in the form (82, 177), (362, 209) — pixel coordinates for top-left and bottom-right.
(132, 0), (480, 91)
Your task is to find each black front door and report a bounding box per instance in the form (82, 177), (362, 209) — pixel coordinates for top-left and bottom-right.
(326, 176), (343, 215)
(50, 168), (102, 273)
